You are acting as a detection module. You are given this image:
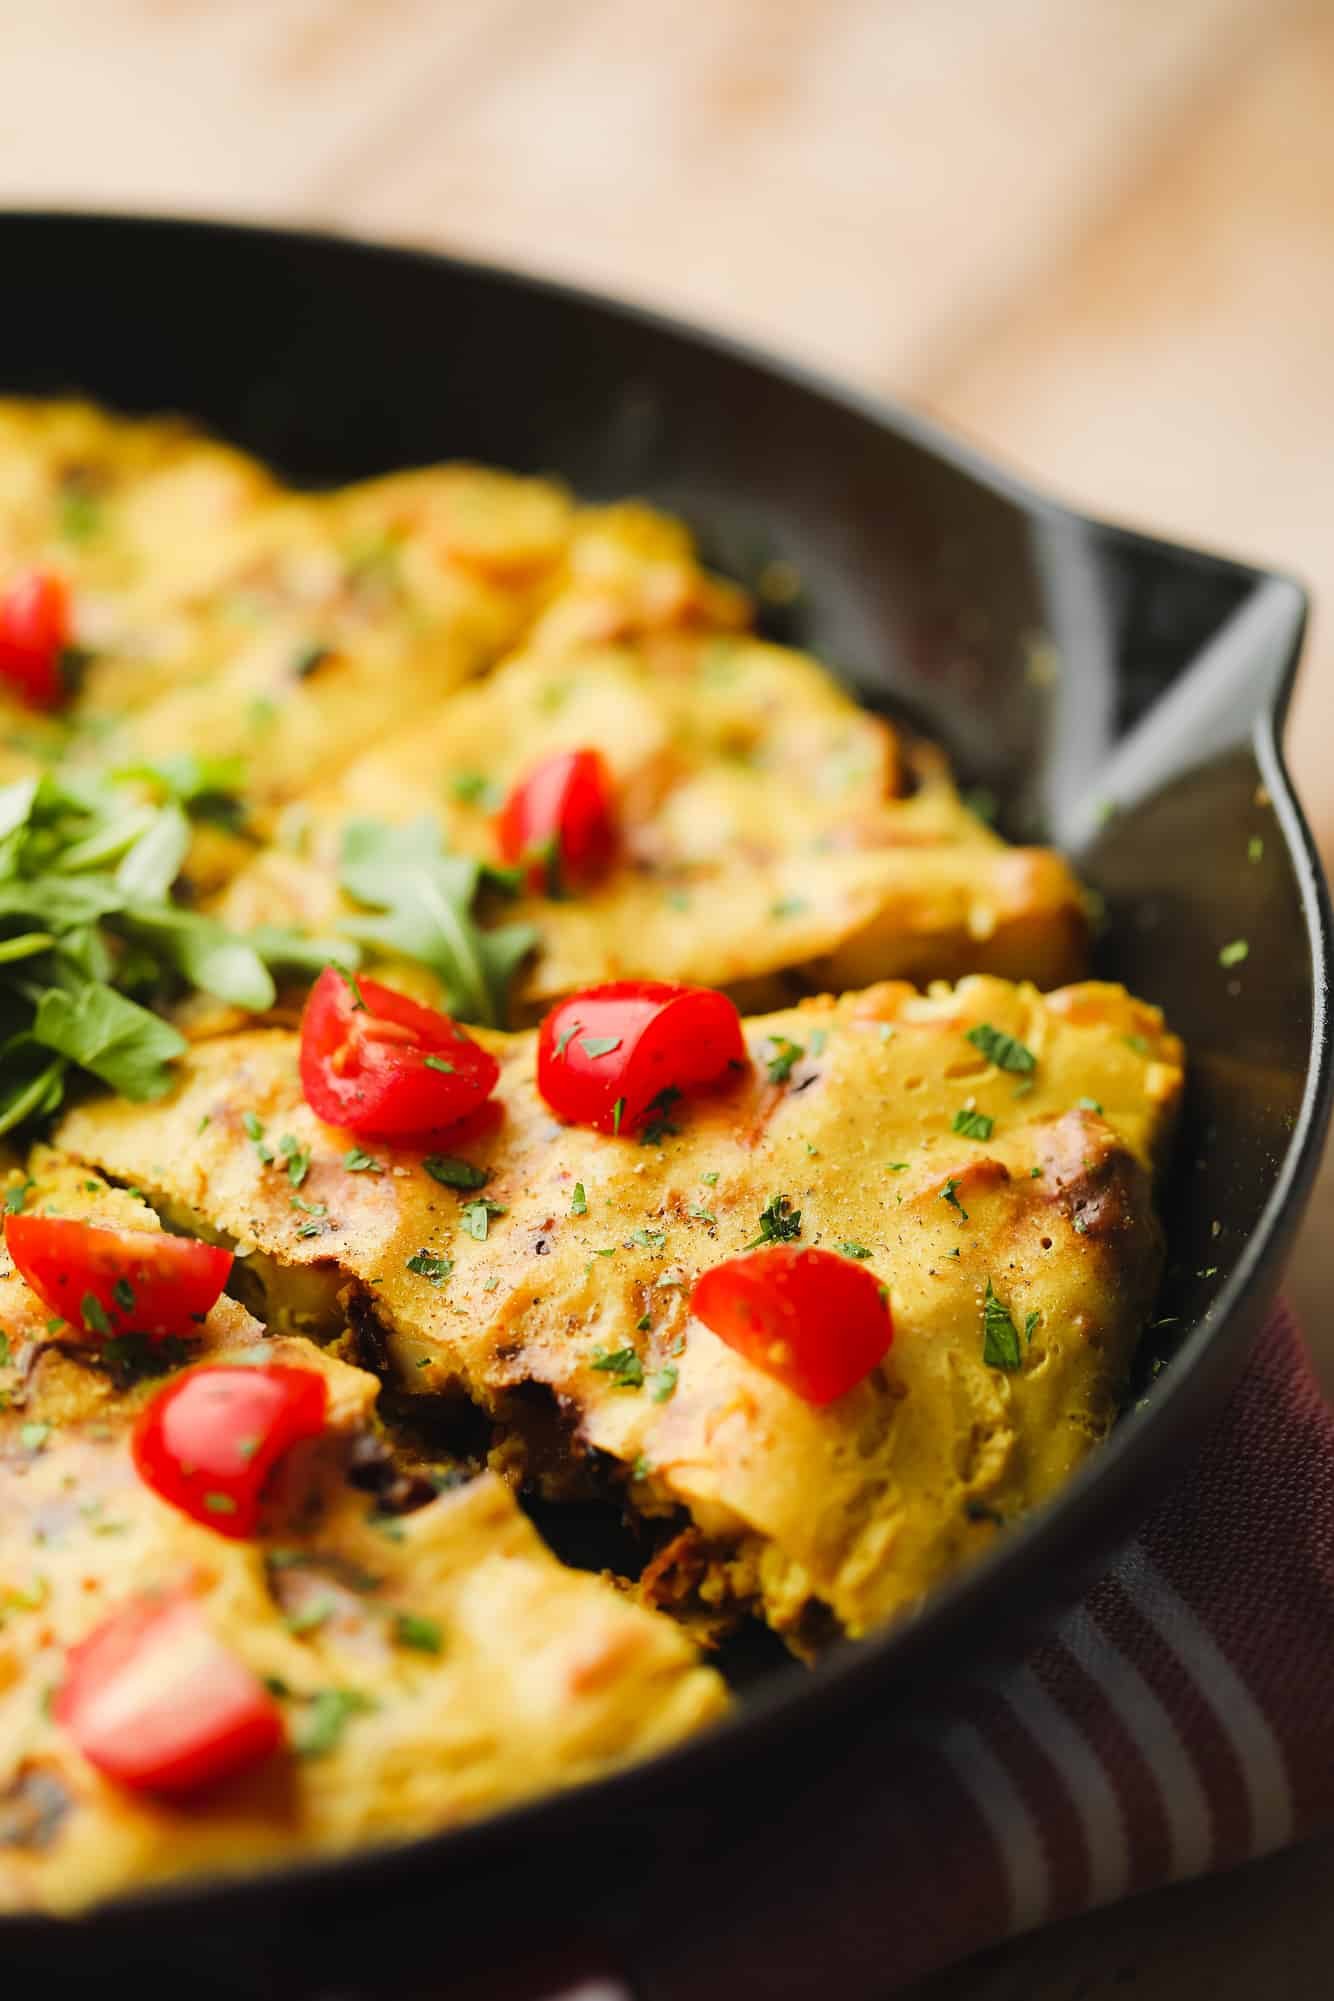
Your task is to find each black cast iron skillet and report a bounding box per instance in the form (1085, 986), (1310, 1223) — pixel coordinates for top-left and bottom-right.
(0, 214), (1329, 2000)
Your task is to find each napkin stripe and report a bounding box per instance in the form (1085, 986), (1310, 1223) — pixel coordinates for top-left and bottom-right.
(1119, 1543), (1294, 1858)
(932, 1717), (1051, 1931)
(1055, 1601), (1213, 1882)
(973, 1662), (1130, 1906)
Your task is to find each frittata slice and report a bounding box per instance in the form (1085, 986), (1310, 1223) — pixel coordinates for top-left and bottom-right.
(0, 1156), (725, 1915)
(58, 976), (1182, 1643)
(215, 628), (1087, 1020)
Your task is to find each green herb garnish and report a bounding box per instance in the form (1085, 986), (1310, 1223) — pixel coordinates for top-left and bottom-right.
(406, 1249), (453, 1284)
(838, 1241), (872, 1260)
(570, 1182), (588, 1216)
(460, 1198), (506, 1241)
(952, 1107), (994, 1140)
(295, 1688), (375, 1759)
(965, 1023), (1036, 1074)
(337, 816), (535, 1027)
(1219, 939), (1249, 968)
(744, 1192), (802, 1250)
(648, 1364), (678, 1403)
(590, 1346), (644, 1389)
(394, 1612), (443, 1654)
(764, 1036), (805, 1085)
(941, 1177), (969, 1222)
(422, 1155), (487, 1190)
(982, 1280), (1023, 1371)
(343, 1147), (383, 1173)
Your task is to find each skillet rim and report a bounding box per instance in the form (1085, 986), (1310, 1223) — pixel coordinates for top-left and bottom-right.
(0, 209), (1328, 1939)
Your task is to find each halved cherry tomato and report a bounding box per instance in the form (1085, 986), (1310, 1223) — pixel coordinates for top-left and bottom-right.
(300, 966), (500, 1138)
(4, 1215), (232, 1341)
(690, 1245), (893, 1404)
(0, 569), (71, 709)
(54, 1594), (284, 1797)
(536, 980), (747, 1135)
(133, 1364), (328, 1538)
(497, 747), (617, 894)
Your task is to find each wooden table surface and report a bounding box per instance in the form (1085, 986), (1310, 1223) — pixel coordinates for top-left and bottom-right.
(3, 2), (1333, 1992)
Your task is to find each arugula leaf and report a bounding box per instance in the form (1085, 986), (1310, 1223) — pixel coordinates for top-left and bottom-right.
(115, 802), (191, 900)
(338, 817), (535, 1027)
(32, 982), (186, 1100)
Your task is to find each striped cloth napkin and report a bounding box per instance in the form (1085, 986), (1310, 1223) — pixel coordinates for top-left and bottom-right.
(514, 1300), (1334, 2001)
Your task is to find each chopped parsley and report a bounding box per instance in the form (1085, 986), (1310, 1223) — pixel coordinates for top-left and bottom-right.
(626, 1226), (667, 1251)
(570, 1182), (588, 1216)
(19, 1422), (50, 1453)
(203, 1491), (238, 1516)
(952, 1107), (994, 1140)
(343, 1147), (383, 1173)
(640, 1087), (682, 1146)
(243, 1111), (273, 1164)
(611, 1096), (627, 1137)
(689, 1206), (716, 1225)
(554, 1021), (583, 1059)
(700, 1170), (719, 1185)
(648, 1364), (678, 1403)
(1025, 1311), (1040, 1344)
(1076, 1096), (1104, 1115)
(406, 1249), (453, 1284)
(333, 963), (368, 1011)
(81, 1292), (113, 1338)
(838, 1241), (872, 1260)
(744, 1192), (802, 1250)
(112, 1278), (135, 1313)
(1219, 939), (1249, 968)
(295, 1687), (375, 1759)
(4, 1178), (33, 1215)
(965, 1023), (1036, 1074)
(460, 1198), (506, 1241)
(449, 770), (502, 811)
(981, 1281), (1024, 1371)
(394, 1611), (443, 1654)
(423, 1055), (455, 1075)
(941, 1177), (969, 1222)
(279, 1135), (311, 1187)
(580, 1035), (622, 1059)
(590, 1346), (644, 1389)
(422, 1154), (487, 1190)
(764, 1036), (805, 1085)
(1248, 835), (1264, 863)
(635, 1312), (652, 1332)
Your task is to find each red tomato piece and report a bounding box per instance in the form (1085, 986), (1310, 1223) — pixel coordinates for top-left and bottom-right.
(0, 569), (71, 709)
(496, 747), (617, 894)
(133, 1364), (329, 1538)
(4, 1215), (232, 1341)
(690, 1245), (893, 1404)
(55, 1594), (284, 1797)
(299, 966), (500, 1138)
(536, 980), (747, 1135)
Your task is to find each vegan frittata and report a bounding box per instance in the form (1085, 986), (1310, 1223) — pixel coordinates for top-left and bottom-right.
(0, 401), (1181, 1913)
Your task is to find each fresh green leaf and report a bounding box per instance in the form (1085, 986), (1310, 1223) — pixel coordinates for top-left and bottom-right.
(32, 982), (185, 1100)
(952, 1107), (994, 1140)
(570, 1182), (588, 1216)
(406, 1249), (453, 1284)
(338, 817), (535, 1027)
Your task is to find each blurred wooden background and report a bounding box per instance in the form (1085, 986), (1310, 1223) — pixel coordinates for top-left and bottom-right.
(2, 1), (1332, 1992)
